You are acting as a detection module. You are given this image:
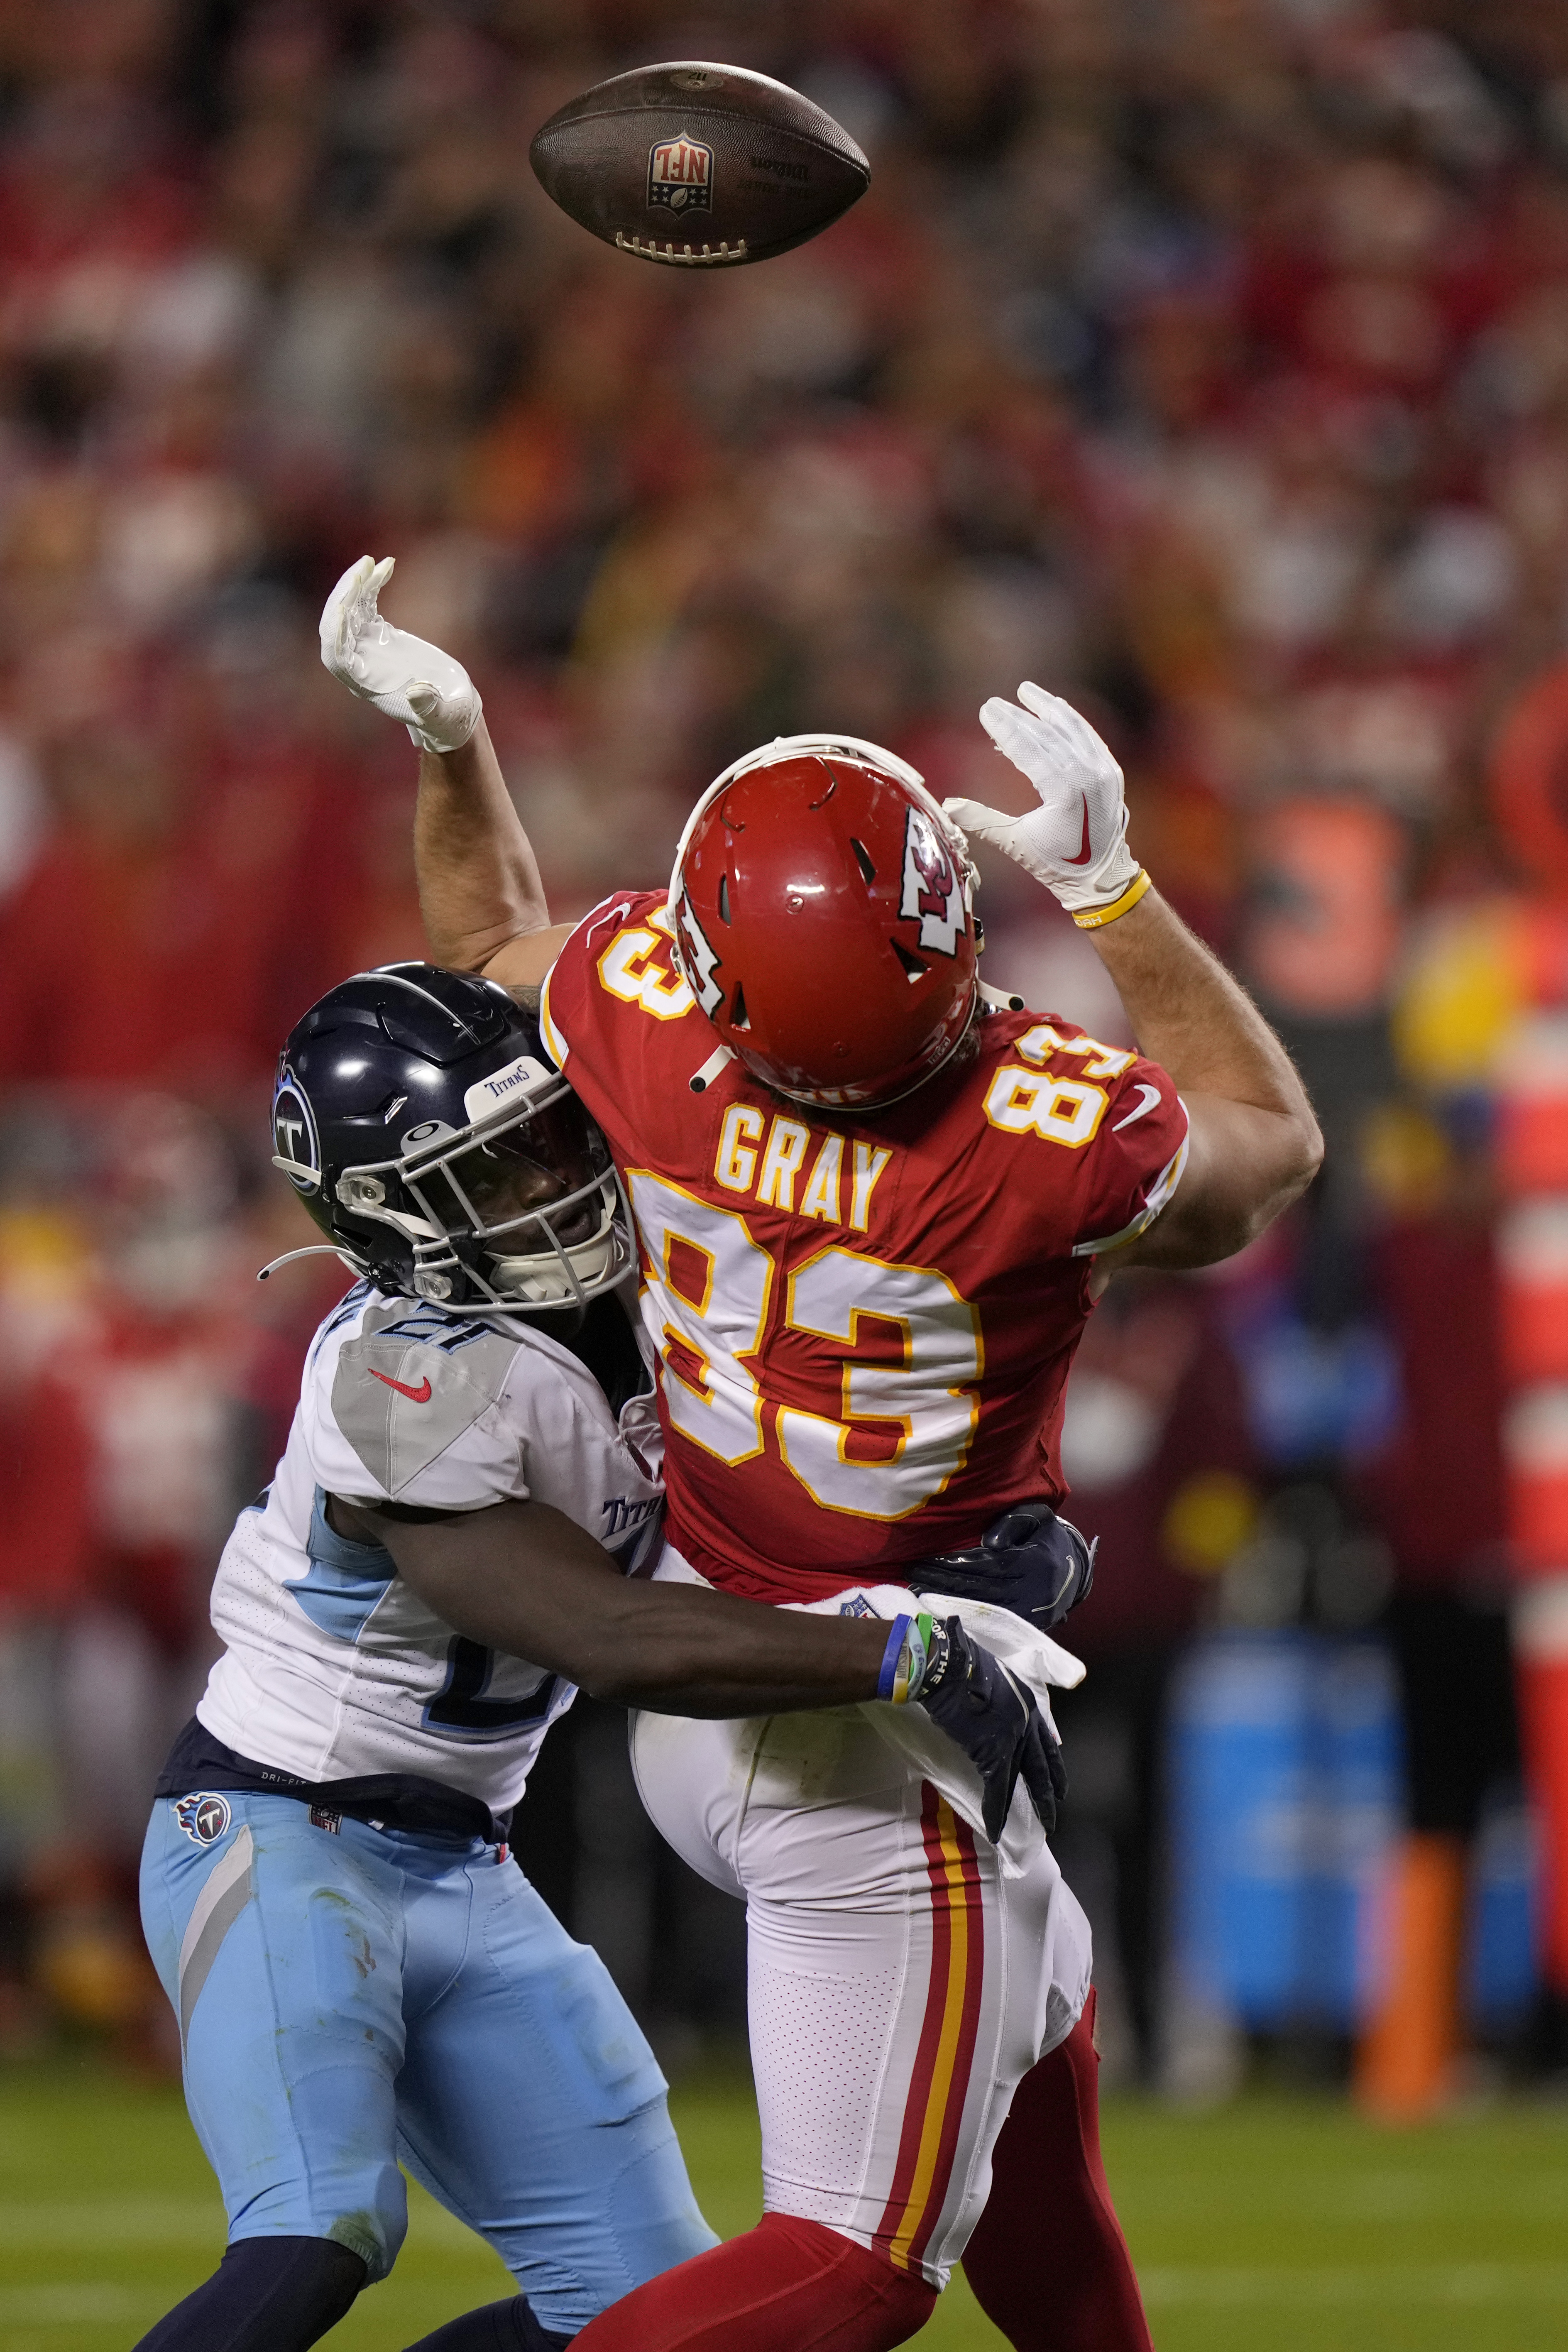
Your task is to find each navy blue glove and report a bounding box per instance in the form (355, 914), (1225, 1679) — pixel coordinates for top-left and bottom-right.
(916, 1618), (1068, 1841)
(907, 1503), (1096, 1635)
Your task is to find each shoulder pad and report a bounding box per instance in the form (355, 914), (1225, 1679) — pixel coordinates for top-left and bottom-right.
(331, 1300), (521, 1497)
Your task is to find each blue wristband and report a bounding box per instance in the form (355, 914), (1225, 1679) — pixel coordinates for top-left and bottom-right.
(878, 1615), (912, 1701)
(878, 1612), (937, 1703)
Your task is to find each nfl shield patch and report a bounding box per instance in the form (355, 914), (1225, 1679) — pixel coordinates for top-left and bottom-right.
(647, 131), (713, 216)
(174, 1792), (233, 1846)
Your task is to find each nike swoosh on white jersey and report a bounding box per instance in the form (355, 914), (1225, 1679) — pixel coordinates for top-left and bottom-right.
(1111, 1083), (1162, 1131)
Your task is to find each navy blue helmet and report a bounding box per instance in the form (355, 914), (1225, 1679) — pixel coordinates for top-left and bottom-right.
(270, 963), (631, 1312)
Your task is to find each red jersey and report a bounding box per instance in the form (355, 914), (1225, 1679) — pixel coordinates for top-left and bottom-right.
(542, 890), (1188, 1603)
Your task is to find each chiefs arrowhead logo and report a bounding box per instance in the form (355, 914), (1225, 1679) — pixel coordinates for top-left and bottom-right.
(898, 807), (965, 957)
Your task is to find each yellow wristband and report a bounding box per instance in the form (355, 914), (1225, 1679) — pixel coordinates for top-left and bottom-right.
(1071, 868), (1151, 930)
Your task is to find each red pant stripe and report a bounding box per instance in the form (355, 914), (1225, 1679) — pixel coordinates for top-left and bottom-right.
(872, 1784), (986, 2272)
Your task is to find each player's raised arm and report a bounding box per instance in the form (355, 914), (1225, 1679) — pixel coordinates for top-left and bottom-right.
(949, 687), (1323, 1268)
(328, 1495), (1064, 1840)
(320, 555), (567, 980)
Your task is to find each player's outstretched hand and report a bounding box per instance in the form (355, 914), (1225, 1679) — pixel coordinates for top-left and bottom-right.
(917, 1618), (1068, 1841)
(319, 554), (482, 754)
(947, 683), (1142, 922)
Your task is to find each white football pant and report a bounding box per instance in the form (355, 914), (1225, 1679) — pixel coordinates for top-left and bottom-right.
(630, 1682), (1092, 2290)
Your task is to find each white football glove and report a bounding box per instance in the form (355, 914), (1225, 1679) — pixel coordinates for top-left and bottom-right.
(319, 555), (481, 755)
(947, 684), (1145, 925)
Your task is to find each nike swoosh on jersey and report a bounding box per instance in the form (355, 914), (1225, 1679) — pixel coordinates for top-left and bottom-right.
(369, 1370), (433, 1403)
(1111, 1083), (1162, 1131)
(1063, 795), (1094, 866)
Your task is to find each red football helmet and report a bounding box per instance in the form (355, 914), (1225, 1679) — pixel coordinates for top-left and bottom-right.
(665, 734), (979, 1109)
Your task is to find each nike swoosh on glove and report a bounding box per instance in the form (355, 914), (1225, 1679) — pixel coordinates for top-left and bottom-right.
(919, 1618), (1068, 1841)
(319, 554), (481, 755)
(946, 683), (1141, 917)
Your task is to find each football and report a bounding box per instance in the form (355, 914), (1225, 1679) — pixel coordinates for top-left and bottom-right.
(529, 61), (870, 269)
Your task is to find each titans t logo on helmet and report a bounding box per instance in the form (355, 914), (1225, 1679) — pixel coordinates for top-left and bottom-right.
(272, 1068), (321, 1194)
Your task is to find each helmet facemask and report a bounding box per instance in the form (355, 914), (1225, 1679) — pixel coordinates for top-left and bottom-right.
(284, 1065), (631, 1313)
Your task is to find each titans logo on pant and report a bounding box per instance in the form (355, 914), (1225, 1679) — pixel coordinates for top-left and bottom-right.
(174, 1792), (232, 1846)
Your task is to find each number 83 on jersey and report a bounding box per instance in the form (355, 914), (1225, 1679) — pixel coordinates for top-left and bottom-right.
(626, 1170), (983, 1524)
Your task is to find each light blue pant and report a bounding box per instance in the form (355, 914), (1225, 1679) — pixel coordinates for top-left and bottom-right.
(139, 1791), (717, 2335)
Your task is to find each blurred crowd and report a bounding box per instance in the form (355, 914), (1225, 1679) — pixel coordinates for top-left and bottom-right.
(2, 0), (1568, 2087)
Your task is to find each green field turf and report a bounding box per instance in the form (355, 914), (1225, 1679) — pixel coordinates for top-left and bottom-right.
(0, 2054), (1565, 2351)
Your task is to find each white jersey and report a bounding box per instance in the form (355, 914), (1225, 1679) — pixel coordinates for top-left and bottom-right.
(197, 1282), (663, 1811)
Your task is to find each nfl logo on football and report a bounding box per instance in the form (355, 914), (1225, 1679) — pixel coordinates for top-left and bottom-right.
(647, 131), (712, 215)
